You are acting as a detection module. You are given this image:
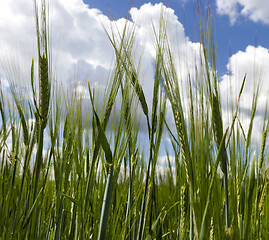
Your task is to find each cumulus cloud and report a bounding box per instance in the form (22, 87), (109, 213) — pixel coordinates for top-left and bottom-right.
(129, 3), (203, 110)
(220, 45), (269, 144)
(0, 0), (201, 96)
(1, 0), (204, 131)
(216, 0), (269, 24)
(0, 0), (115, 91)
(1, 0), (268, 148)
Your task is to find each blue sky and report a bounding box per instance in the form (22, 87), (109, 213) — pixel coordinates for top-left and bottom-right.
(0, 0), (268, 151)
(84, 0), (269, 76)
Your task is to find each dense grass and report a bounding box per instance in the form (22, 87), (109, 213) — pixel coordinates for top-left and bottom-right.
(0, 1), (268, 239)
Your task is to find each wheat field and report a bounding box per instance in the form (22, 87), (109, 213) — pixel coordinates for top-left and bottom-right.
(0, 1), (268, 239)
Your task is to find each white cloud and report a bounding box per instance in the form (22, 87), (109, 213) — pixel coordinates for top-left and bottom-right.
(158, 155), (176, 167)
(0, 0), (116, 91)
(216, 0), (269, 24)
(0, 1), (201, 98)
(128, 3), (203, 110)
(220, 45), (269, 144)
(1, 0), (268, 148)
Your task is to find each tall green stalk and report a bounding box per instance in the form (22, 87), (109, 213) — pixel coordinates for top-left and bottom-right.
(32, 0), (50, 199)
